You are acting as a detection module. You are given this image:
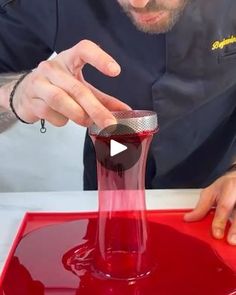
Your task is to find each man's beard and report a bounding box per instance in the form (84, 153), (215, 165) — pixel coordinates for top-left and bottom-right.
(119, 0), (189, 34)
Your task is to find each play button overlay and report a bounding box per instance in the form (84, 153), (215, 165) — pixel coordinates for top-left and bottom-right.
(94, 124), (142, 171)
(110, 140), (127, 157)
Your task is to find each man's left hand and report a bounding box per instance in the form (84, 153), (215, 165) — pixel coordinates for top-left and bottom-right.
(184, 171), (236, 246)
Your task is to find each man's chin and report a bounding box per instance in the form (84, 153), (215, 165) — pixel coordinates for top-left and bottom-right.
(130, 11), (176, 34)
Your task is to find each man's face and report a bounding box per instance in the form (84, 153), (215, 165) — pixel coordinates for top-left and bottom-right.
(117, 0), (189, 34)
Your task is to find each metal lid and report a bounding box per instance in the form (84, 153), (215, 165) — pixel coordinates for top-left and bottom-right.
(89, 110), (158, 136)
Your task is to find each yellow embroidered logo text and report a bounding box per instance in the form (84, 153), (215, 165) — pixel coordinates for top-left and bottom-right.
(212, 35), (236, 51)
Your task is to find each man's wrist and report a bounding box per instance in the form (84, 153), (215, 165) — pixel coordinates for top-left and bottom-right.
(9, 71), (32, 124)
(0, 72), (26, 111)
(0, 80), (16, 111)
(0, 78), (20, 132)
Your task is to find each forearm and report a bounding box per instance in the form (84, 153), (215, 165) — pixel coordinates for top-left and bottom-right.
(0, 72), (24, 107)
(0, 73), (23, 132)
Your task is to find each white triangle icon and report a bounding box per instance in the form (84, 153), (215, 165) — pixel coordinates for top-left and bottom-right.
(110, 140), (127, 157)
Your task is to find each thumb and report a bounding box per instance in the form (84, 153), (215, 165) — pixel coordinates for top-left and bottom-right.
(184, 187), (215, 222)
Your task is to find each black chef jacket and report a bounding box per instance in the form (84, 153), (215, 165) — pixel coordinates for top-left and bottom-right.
(0, 0), (236, 190)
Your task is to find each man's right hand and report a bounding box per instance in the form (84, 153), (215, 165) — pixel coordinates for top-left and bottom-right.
(5, 40), (131, 128)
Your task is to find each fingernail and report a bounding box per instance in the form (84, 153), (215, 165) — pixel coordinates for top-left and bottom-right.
(183, 213), (190, 221)
(184, 212), (195, 222)
(214, 229), (223, 239)
(230, 234), (236, 245)
(104, 119), (116, 128)
(107, 62), (120, 75)
(126, 105), (133, 111)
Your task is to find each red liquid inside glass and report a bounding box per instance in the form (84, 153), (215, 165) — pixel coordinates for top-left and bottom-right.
(91, 133), (154, 279)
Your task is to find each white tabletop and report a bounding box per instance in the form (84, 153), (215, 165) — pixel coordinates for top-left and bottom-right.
(0, 189), (200, 275)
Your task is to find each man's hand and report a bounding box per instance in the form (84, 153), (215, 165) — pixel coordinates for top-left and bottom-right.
(184, 171), (236, 245)
(4, 40), (131, 128)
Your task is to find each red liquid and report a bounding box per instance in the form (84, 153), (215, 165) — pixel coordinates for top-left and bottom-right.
(91, 134), (154, 279)
(92, 134), (153, 191)
(2, 122), (236, 294)
(93, 211), (153, 280)
(1, 216), (236, 295)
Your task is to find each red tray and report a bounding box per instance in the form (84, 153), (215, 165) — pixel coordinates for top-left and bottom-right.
(0, 210), (235, 295)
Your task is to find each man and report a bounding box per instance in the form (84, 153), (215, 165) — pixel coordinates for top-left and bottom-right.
(0, 0), (235, 245)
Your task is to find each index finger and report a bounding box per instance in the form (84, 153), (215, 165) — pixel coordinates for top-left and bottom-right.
(42, 67), (117, 129)
(184, 188), (215, 222)
(58, 40), (121, 77)
(212, 182), (236, 239)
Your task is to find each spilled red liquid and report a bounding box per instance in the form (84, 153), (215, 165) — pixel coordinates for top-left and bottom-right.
(1, 216), (236, 295)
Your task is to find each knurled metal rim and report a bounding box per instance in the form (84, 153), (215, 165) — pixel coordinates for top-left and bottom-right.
(89, 110), (158, 136)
